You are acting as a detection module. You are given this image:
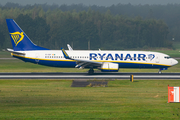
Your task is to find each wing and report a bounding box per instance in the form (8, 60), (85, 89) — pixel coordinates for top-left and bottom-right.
(61, 48), (102, 69)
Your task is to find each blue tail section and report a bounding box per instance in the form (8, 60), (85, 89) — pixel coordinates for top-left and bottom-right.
(6, 19), (49, 51)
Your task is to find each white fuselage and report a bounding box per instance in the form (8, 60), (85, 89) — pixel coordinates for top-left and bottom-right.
(12, 50), (178, 69)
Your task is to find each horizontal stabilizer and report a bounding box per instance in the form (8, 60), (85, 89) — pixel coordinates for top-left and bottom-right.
(6, 48), (25, 55)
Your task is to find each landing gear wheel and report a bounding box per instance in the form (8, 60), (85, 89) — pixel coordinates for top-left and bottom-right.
(158, 70), (162, 74)
(88, 68), (94, 75)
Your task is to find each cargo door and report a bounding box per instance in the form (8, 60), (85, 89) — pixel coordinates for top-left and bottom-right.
(35, 53), (40, 63)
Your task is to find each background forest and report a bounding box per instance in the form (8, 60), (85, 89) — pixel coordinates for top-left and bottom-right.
(0, 3), (179, 50)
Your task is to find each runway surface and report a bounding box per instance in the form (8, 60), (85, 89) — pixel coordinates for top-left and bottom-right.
(0, 72), (180, 79)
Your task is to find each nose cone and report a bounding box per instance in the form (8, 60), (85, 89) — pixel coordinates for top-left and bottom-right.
(172, 59), (178, 66)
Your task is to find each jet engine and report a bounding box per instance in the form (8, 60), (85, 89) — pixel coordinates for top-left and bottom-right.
(101, 62), (119, 72)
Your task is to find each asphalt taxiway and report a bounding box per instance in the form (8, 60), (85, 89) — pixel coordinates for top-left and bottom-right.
(0, 72), (180, 79)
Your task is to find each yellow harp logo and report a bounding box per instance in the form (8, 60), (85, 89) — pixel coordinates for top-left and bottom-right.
(10, 32), (24, 46)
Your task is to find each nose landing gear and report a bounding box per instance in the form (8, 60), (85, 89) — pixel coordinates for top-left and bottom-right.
(158, 68), (168, 74)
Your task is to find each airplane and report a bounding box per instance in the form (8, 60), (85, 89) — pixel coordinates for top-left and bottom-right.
(6, 19), (178, 74)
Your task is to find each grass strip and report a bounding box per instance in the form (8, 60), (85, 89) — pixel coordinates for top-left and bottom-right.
(0, 80), (179, 119)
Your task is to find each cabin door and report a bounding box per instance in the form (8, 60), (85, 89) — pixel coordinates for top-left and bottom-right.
(156, 55), (160, 63)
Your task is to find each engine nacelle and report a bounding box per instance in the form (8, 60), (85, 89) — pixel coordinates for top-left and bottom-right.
(101, 62), (119, 72)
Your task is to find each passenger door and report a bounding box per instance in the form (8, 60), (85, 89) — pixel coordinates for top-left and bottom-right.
(156, 54), (160, 63)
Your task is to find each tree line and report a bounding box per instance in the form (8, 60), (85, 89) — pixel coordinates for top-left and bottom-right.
(0, 3), (173, 50)
(3, 2), (180, 41)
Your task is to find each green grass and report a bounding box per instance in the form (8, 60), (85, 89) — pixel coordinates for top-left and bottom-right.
(0, 51), (11, 58)
(0, 59), (180, 73)
(0, 80), (179, 119)
(0, 48), (180, 119)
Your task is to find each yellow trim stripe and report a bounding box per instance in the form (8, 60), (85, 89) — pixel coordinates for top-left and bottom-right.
(12, 53), (171, 67)
(101, 68), (119, 70)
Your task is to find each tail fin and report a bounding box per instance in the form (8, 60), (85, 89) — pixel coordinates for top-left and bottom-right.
(6, 19), (49, 51)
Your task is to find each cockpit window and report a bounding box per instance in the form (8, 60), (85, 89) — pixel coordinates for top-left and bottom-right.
(164, 56), (171, 59)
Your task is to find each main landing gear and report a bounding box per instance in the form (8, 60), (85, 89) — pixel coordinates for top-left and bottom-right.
(88, 68), (94, 75)
(158, 69), (162, 74)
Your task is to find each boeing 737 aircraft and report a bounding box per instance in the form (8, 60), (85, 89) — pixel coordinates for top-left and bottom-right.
(6, 19), (178, 74)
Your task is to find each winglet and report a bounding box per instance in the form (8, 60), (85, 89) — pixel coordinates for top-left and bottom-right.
(67, 44), (73, 51)
(61, 47), (70, 59)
